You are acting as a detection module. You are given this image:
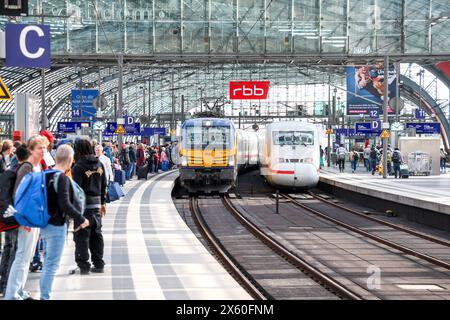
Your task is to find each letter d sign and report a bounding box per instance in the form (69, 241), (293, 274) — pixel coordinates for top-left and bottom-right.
(6, 23), (51, 69)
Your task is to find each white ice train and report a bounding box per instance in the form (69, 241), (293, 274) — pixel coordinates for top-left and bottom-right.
(237, 129), (259, 170)
(258, 121), (320, 188)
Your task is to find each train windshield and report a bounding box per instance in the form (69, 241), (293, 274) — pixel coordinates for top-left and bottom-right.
(273, 131), (314, 146)
(185, 125), (232, 150)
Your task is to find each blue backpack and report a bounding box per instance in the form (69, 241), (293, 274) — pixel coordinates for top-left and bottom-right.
(13, 170), (59, 228)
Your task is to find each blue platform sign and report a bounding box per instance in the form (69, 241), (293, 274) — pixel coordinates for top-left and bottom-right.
(142, 127), (166, 136)
(72, 89), (99, 119)
(369, 110), (380, 118)
(5, 24), (51, 69)
(371, 120), (381, 134)
(57, 122), (90, 133)
(105, 122), (141, 135)
(415, 109), (426, 119)
(355, 122), (372, 134)
(406, 122), (440, 134)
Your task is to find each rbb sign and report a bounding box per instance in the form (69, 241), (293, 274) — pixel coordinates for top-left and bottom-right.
(5, 24), (51, 69)
(229, 81), (270, 100)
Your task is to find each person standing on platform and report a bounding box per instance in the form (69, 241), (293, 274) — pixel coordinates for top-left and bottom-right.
(103, 142), (114, 165)
(40, 145), (89, 300)
(120, 143), (130, 180)
(128, 142), (137, 179)
(440, 148), (448, 173)
(363, 144), (371, 172)
(0, 144), (31, 297)
(72, 139), (107, 275)
(319, 146), (324, 169)
(349, 149), (358, 173)
(8, 141), (22, 171)
(336, 144), (347, 173)
(147, 146), (155, 174)
(171, 141), (180, 169)
(136, 143), (146, 170)
(153, 146), (160, 173)
(95, 145), (114, 184)
(4, 135), (47, 300)
(392, 147), (403, 179)
(370, 145), (379, 176)
(0, 140), (14, 173)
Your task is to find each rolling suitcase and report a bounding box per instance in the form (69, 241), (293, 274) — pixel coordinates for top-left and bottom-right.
(114, 169), (126, 186)
(400, 164), (409, 179)
(137, 165), (148, 180)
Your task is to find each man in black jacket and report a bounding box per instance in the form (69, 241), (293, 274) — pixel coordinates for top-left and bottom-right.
(72, 139), (107, 274)
(128, 142), (137, 179)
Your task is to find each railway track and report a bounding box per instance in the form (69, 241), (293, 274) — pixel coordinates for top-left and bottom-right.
(308, 191), (450, 248)
(282, 193), (450, 271)
(189, 195), (363, 300)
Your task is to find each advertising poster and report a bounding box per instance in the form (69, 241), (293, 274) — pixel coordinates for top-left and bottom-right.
(346, 63), (397, 116)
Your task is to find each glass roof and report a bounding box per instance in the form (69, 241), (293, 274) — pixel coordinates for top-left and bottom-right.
(0, 0), (449, 56)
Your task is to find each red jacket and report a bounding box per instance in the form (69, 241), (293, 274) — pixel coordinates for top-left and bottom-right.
(136, 148), (145, 167)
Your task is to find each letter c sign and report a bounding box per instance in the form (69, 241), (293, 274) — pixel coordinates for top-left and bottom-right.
(6, 23), (51, 69)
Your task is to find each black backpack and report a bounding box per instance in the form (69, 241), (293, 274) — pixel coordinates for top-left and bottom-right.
(370, 149), (377, 160)
(392, 151), (401, 163)
(0, 170), (19, 232)
(0, 162), (33, 232)
(120, 148), (130, 166)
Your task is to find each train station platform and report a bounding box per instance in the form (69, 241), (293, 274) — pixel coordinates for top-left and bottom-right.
(319, 166), (450, 217)
(23, 171), (251, 300)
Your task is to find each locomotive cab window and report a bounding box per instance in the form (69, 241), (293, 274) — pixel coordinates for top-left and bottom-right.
(185, 125), (232, 150)
(273, 131), (314, 146)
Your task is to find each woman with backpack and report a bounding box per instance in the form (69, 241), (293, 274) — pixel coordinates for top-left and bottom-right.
(40, 145), (89, 300)
(4, 135), (48, 300)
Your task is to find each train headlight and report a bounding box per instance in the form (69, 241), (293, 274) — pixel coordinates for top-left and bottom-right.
(228, 157), (235, 166)
(305, 157), (314, 164)
(181, 157), (188, 166)
(275, 158), (285, 163)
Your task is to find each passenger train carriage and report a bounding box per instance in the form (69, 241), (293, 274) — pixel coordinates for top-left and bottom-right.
(258, 121), (320, 188)
(179, 118), (238, 193)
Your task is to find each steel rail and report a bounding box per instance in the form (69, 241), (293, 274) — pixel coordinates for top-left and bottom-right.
(282, 194), (450, 271)
(308, 191), (450, 248)
(222, 196), (363, 300)
(189, 196), (268, 300)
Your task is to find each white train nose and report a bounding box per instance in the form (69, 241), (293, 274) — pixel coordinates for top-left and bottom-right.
(293, 163), (319, 187)
(267, 163), (319, 188)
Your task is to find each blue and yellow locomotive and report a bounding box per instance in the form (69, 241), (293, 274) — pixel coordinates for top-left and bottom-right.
(179, 118), (238, 193)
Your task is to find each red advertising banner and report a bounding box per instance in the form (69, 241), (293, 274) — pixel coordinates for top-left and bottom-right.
(436, 61), (450, 79)
(229, 81), (270, 100)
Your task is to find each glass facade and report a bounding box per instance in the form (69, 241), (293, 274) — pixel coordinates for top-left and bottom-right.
(0, 0), (449, 56)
